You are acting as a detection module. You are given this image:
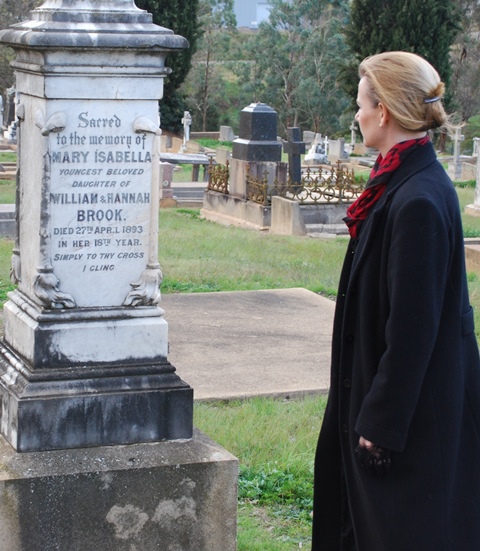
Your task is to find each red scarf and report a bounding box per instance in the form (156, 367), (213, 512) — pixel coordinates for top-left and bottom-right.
(344, 135), (430, 239)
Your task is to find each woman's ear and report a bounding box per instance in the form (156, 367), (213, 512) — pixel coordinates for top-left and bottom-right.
(378, 102), (390, 128)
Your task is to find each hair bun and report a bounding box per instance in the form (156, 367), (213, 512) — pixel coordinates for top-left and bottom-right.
(429, 82), (445, 100)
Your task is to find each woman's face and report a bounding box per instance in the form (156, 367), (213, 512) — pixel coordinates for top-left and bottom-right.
(355, 77), (383, 150)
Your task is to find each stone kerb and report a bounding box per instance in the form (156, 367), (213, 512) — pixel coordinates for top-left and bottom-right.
(270, 196), (306, 236)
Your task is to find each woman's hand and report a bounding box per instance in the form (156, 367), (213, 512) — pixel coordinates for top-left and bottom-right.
(356, 437), (392, 475)
(359, 436), (375, 450)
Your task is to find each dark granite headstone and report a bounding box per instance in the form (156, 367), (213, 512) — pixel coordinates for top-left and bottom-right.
(232, 103), (282, 162)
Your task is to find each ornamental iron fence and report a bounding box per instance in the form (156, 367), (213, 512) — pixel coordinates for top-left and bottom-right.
(207, 159), (366, 206)
(207, 158), (229, 194)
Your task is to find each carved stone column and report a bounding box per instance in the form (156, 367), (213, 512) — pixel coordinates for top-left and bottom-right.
(0, 0), (193, 452)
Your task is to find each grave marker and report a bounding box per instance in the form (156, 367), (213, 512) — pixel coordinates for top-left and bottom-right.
(0, 1), (238, 548)
(283, 127), (306, 185)
(181, 110), (192, 152)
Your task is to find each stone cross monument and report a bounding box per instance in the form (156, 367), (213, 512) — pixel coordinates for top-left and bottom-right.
(283, 127), (306, 185)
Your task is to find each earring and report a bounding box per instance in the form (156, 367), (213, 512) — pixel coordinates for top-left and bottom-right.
(379, 122), (383, 128)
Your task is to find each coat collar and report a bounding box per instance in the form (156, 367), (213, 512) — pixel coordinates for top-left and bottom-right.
(350, 141), (438, 282)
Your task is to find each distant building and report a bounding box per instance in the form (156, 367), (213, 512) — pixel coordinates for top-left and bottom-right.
(234, 0), (272, 28)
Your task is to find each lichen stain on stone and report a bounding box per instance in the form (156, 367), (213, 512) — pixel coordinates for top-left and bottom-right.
(100, 472), (113, 490)
(106, 504), (149, 540)
(152, 496), (198, 527)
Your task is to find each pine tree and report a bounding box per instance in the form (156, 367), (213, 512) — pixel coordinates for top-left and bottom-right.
(345, 0), (460, 100)
(135, 0), (200, 132)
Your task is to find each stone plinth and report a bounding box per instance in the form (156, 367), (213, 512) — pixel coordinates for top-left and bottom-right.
(0, 430), (238, 551)
(229, 158), (287, 199)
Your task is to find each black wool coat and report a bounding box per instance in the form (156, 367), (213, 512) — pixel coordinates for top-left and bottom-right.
(312, 142), (480, 551)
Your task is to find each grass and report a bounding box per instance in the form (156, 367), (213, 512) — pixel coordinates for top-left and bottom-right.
(457, 187), (480, 238)
(159, 208), (347, 297)
(196, 138), (232, 150)
(0, 152), (16, 163)
(0, 239), (14, 304)
(0, 180), (15, 204)
(194, 396), (327, 550)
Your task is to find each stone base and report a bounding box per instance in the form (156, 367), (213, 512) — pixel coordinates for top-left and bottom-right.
(0, 430), (238, 551)
(0, 204), (15, 238)
(202, 190), (349, 231)
(465, 239), (480, 276)
(202, 190), (271, 230)
(3, 292), (169, 369)
(0, 339), (193, 452)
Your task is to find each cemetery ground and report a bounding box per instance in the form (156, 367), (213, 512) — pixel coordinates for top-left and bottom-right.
(1, 157), (480, 548)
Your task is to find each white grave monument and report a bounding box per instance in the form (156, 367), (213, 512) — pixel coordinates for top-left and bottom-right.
(304, 134), (327, 164)
(181, 109), (192, 152)
(473, 137), (480, 158)
(449, 126), (465, 180)
(0, 2), (237, 548)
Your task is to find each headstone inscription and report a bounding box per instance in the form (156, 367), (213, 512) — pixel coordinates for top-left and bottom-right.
(46, 105), (158, 308)
(283, 127), (306, 185)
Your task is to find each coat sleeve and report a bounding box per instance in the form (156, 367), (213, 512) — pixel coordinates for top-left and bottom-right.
(354, 194), (454, 452)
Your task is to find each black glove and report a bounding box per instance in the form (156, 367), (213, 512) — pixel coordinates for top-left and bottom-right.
(355, 444), (392, 475)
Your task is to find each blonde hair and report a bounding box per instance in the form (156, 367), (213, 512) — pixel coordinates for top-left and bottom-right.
(359, 51), (450, 132)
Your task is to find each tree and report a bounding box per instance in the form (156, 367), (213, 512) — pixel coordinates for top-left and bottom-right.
(345, 0), (460, 100)
(0, 1), (199, 133)
(181, 0), (237, 131)
(135, 0), (200, 132)
(0, 0), (42, 100)
(240, 0), (350, 136)
(450, 0), (480, 122)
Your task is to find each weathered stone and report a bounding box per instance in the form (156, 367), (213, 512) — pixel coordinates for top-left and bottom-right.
(219, 125), (235, 142)
(0, 430), (238, 551)
(270, 196), (306, 236)
(0, 0), (193, 452)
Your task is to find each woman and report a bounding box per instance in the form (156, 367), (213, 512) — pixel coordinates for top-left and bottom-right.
(311, 51), (480, 551)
